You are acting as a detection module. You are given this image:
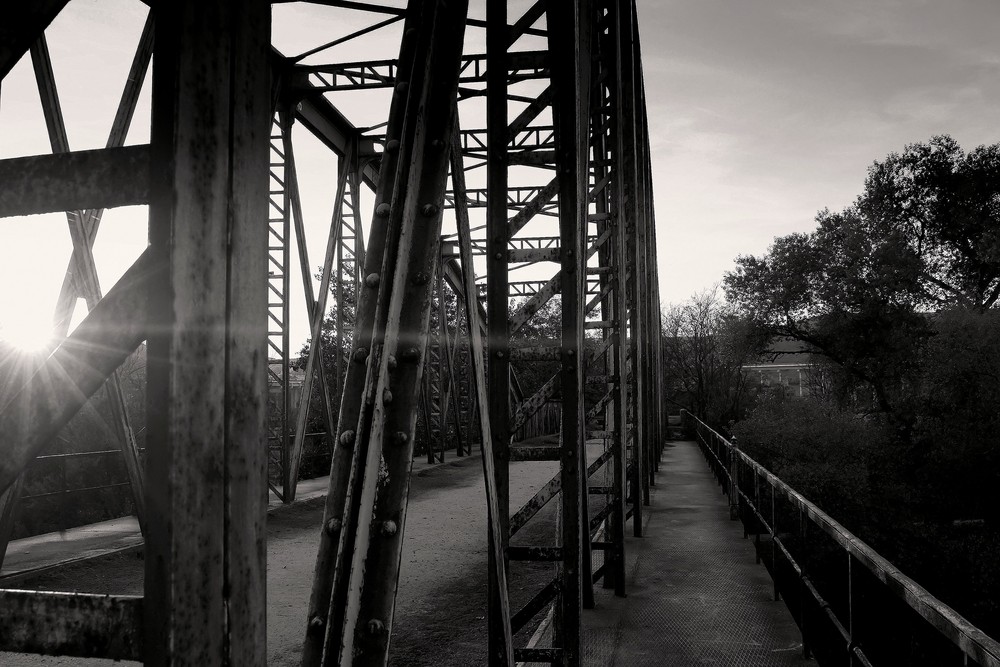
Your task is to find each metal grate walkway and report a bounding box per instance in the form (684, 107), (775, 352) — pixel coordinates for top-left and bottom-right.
(581, 440), (811, 666)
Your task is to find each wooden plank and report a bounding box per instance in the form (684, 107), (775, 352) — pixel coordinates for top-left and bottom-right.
(0, 145), (149, 218)
(0, 590), (142, 660)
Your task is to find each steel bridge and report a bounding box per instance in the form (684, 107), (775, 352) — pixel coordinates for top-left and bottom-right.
(4, 2), (998, 667)
(0, 1), (663, 664)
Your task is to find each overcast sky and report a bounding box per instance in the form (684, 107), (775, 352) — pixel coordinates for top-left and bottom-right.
(644, 0), (1000, 303)
(0, 0), (998, 349)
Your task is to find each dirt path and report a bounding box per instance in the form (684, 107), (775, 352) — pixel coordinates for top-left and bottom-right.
(2, 452), (560, 666)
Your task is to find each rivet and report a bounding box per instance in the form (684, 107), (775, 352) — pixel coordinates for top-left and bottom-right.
(494, 252), (503, 260)
(339, 430), (356, 447)
(496, 351), (505, 359)
(325, 517), (342, 535)
(375, 202), (391, 217)
(400, 347), (420, 362)
(430, 139), (444, 151)
(394, 431), (409, 446)
(412, 272), (430, 285)
(354, 347), (369, 363)
(309, 615), (325, 633)
(365, 272), (380, 288)
(386, 139), (400, 152)
(383, 388), (393, 404)
(421, 203), (439, 217)
(387, 354), (398, 370)
(367, 619), (385, 636)
(567, 349), (576, 357)
(382, 520), (398, 537)
(395, 81), (409, 94)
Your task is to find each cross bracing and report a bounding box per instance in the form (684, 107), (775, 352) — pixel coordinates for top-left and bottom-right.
(0, 1), (664, 664)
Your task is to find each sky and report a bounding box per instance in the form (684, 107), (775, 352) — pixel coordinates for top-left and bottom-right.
(0, 0), (998, 351)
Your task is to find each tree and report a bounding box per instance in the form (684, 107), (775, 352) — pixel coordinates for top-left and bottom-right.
(661, 288), (761, 425)
(860, 135), (1000, 311)
(724, 207), (930, 420)
(725, 136), (1000, 418)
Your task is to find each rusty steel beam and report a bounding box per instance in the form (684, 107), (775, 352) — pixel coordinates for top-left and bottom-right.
(549, 0), (596, 630)
(485, 1), (513, 662)
(0, 145), (149, 218)
(339, 2), (471, 660)
(451, 122), (516, 663)
(0, 590), (143, 660)
(302, 3), (434, 663)
(0, 0), (69, 79)
(143, 0), (270, 663)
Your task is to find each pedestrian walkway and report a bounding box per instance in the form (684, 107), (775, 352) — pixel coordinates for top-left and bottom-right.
(0, 472), (333, 583)
(581, 440), (810, 666)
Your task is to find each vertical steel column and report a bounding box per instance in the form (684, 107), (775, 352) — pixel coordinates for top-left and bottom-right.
(144, 0), (270, 662)
(268, 112), (293, 501)
(601, 0), (629, 595)
(338, 3), (469, 661)
(334, 150), (365, 398)
(302, 2), (470, 663)
(486, 1), (512, 663)
(548, 1), (593, 662)
(302, 6), (426, 660)
(616, 0), (645, 535)
(450, 126), (516, 665)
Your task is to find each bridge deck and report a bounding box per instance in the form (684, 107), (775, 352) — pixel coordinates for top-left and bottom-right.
(3, 441), (809, 666)
(579, 439), (810, 666)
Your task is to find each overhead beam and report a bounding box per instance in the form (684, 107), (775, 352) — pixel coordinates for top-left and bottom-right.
(0, 145), (150, 218)
(0, 0), (70, 79)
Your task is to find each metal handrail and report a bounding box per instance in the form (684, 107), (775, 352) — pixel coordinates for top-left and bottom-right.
(682, 409), (1000, 667)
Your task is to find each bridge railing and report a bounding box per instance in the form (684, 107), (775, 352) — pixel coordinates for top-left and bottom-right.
(682, 410), (1000, 667)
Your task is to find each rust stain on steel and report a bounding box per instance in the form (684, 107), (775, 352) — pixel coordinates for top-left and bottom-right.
(0, 589), (143, 660)
(0, 145), (150, 218)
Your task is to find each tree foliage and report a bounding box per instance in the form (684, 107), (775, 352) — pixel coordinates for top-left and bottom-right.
(661, 288), (761, 424)
(724, 136), (1000, 636)
(724, 135), (1000, 423)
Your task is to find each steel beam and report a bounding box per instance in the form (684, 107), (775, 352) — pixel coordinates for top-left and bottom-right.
(0, 145), (149, 218)
(143, 0), (270, 663)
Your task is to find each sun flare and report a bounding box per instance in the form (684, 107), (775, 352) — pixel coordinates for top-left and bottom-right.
(0, 319), (55, 354)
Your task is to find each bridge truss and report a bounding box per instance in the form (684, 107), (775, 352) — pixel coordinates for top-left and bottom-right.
(0, 1), (663, 665)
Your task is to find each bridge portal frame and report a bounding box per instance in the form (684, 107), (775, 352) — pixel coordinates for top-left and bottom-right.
(0, 1), (663, 665)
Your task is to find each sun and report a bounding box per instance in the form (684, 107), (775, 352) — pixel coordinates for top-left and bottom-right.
(0, 319), (55, 354)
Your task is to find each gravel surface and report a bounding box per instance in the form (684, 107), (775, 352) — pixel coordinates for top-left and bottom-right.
(2, 451), (562, 666)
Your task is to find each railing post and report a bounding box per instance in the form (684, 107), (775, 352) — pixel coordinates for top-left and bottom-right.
(729, 436), (739, 520)
(771, 487), (779, 602)
(800, 506), (810, 660)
